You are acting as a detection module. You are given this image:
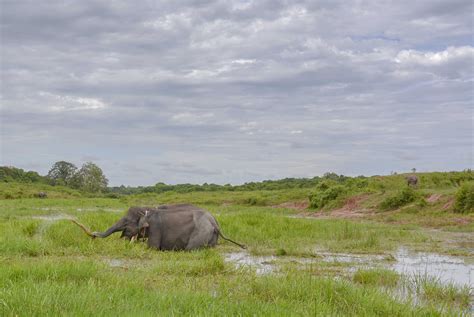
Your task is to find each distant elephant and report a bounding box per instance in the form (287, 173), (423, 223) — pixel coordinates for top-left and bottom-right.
(137, 205), (246, 250)
(406, 175), (418, 187)
(37, 192), (47, 198)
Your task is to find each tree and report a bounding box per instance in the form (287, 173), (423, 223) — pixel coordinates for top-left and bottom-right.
(73, 162), (108, 192)
(0, 166), (46, 183)
(47, 161), (77, 185)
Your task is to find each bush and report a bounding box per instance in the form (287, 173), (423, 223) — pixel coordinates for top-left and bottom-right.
(379, 187), (419, 210)
(454, 182), (474, 213)
(416, 198), (428, 208)
(309, 184), (347, 209)
(244, 196), (267, 206)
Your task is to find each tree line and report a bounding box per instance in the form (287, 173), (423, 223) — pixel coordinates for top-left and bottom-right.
(1, 162), (353, 194)
(0, 161), (108, 193)
(108, 172), (351, 194)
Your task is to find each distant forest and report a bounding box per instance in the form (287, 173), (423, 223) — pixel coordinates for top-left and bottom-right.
(0, 164), (355, 194)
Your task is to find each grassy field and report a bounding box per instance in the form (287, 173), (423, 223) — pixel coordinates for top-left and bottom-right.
(0, 172), (472, 316)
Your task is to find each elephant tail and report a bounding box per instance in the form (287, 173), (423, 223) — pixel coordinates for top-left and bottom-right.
(217, 231), (247, 249)
(211, 216), (246, 249)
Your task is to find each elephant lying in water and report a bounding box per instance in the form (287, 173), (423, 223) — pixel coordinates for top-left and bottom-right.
(137, 207), (246, 250)
(72, 204), (246, 250)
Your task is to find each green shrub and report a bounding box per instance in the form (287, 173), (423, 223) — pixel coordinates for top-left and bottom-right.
(244, 196), (267, 206)
(379, 187), (419, 210)
(345, 177), (369, 189)
(454, 182), (474, 213)
(309, 184), (347, 209)
(416, 198), (428, 208)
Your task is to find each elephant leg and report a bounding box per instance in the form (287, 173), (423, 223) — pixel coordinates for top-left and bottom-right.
(186, 223), (215, 250)
(147, 228), (161, 250)
(207, 230), (218, 247)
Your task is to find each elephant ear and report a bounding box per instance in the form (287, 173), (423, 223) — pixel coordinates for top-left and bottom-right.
(138, 216), (149, 229)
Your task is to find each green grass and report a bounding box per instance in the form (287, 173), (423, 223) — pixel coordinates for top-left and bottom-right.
(0, 256), (449, 316)
(0, 182), (82, 199)
(0, 172), (473, 315)
(120, 187), (311, 207)
(0, 202), (428, 257)
(353, 268), (400, 287)
(404, 274), (472, 310)
(1, 170), (473, 232)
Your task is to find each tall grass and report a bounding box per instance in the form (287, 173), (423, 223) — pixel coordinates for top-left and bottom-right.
(454, 182), (474, 213)
(403, 274), (472, 310)
(0, 258), (446, 316)
(353, 268), (400, 287)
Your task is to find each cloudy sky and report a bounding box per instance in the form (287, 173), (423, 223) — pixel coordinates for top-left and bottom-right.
(1, 0), (473, 186)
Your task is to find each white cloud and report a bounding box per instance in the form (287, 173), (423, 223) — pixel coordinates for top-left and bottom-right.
(143, 12), (192, 30)
(171, 112), (215, 125)
(1, 1), (472, 185)
(395, 46), (474, 66)
(231, 59), (256, 65)
(39, 92), (107, 112)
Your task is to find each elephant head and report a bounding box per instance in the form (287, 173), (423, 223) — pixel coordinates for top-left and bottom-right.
(135, 209), (151, 241)
(79, 206), (157, 240)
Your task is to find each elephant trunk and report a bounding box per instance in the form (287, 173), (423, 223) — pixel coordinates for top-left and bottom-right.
(92, 218), (127, 238)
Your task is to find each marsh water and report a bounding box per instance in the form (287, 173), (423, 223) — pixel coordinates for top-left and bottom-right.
(224, 249), (474, 288)
(392, 248), (473, 287)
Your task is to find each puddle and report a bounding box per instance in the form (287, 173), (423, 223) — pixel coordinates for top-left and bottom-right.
(224, 249), (474, 288)
(104, 258), (151, 269)
(224, 252), (276, 275)
(391, 248), (473, 288)
(76, 208), (122, 213)
(318, 252), (388, 264)
(107, 259), (126, 268)
(33, 207), (61, 211)
(31, 214), (75, 221)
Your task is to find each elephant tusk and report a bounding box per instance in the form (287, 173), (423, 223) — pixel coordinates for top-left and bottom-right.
(130, 235), (137, 243)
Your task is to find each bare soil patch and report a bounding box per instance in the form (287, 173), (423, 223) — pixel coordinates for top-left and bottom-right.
(313, 194), (373, 219)
(442, 197), (455, 210)
(427, 193), (442, 203)
(272, 200), (309, 211)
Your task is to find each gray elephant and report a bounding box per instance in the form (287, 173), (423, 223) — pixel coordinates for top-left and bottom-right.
(72, 204), (246, 250)
(136, 206), (246, 250)
(406, 175), (418, 187)
(37, 192), (47, 198)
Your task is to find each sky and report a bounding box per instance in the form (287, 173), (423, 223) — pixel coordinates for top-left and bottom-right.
(1, 0), (473, 186)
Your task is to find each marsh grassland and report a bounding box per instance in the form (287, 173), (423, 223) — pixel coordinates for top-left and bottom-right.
(0, 172), (473, 316)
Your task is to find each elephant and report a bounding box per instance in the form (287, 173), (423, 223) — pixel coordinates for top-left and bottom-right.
(406, 175), (418, 187)
(136, 206), (246, 250)
(37, 192), (47, 198)
(72, 204), (246, 250)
